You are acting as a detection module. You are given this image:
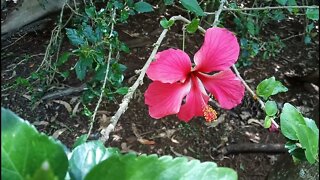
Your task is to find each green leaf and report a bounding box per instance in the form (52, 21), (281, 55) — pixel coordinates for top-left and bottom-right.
(306, 8), (319, 21)
(72, 134), (88, 149)
(276, 0), (287, 5)
(265, 101), (278, 116)
(83, 25), (96, 43)
(160, 18), (175, 29)
(296, 124), (318, 164)
(1, 108), (68, 180)
(280, 103), (306, 140)
(85, 6), (96, 18)
(246, 19), (256, 36)
(264, 116), (272, 128)
(69, 141), (120, 180)
(285, 141), (307, 161)
(56, 52), (71, 67)
(66, 28), (85, 46)
(85, 154), (237, 180)
(164, 0), (174, 5)
(256, 77), (288, 100)
(186, 18), (200, 33)
(75, 56), (92, 81)
(304, 118), (319, 137)
(116, 87), (129, 95)
(120, 43), (130, 53)
(304, 35), (312, 44)
(134, 2), (154, 13)
(180, 0), (206, 16)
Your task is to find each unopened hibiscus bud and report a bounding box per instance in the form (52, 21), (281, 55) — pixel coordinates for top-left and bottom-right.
(203, 105), (217, 122)
(269, 123), (279, 133)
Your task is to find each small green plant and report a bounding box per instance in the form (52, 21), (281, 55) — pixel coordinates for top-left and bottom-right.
(256, 77), (319, 164)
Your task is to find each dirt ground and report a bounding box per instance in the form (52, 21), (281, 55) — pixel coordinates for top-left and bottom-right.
(1, 3), (319, 180)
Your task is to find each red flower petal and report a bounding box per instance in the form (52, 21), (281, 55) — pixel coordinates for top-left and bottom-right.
(197, 70), (245, 109)
(144, 80), (191, 119)
(177, 76), (209, 122)
(194, 28), (240, 73)
(147, 49), (192, 83)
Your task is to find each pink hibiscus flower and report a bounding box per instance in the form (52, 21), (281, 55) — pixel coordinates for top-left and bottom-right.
(144, 27), (245, 122)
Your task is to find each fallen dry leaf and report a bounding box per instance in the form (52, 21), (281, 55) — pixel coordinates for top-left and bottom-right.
(53, 100), (72, 113)
(52, 128), (67, 139)
(72, 101), (81, 116)
(137, 138), (155, 145)
(32, 121), (49, 126)
(22, 94), (32, 101)
(171, 136), (179, 144)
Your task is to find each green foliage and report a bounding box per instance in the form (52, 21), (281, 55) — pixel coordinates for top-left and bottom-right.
(160, 18), (175, 29)
(69, 141), (120, 179)
(1, 108), (68, 180)
(134, 1), (154, 13)
(306, 8), (319, 21)
(280, 103), (319, 164)
(256, 77), (288, 100)
(265, 100), (278, 116)
(85, 154), (237, 180)
(164, 0), (174, 5)
(180, 0), (206, 16)
(186, 18), (200, 33)
(1, 108), (238, 180)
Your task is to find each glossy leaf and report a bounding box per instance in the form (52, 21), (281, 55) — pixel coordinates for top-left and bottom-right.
(1, 108), (68, 180)
(280, 103), (305, 140)
(134, 2), (154, 13)
(69, 141), (120, 180)
(85, 7), (96, 18)
(85, 153), (237, 180)
(186, 18), (200, 33)
(256, 77), (288, 100)
(265, 101), (278, 116)
(180, 0), (206, 16)
(306, 8), (319, 21)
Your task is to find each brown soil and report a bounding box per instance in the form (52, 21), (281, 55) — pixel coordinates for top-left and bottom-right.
(1, 3), (319, 180)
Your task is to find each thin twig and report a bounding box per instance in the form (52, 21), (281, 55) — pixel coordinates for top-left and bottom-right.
(1, 33), (27, 50)
(87, 10), (117, 138)
(205, 5), (319, 14)
(212, 0), (226, 27)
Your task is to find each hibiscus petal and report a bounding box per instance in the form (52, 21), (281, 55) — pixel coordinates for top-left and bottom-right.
(197, 70), (245, 109)
(177, 76), (209, 122)
(194, 28), (240, 73)
(147, 48), (192, 83)
(145, 80), (191, 119)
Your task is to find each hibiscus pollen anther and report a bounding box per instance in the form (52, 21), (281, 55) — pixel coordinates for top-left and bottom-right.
(203, 105), (217, 122)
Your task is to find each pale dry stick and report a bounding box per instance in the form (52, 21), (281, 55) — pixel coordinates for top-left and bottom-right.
(212, 0), (226, 27)
(205, 5), (319, 14)
(87, 10), (116, 138)
(1, 32), (27, 50)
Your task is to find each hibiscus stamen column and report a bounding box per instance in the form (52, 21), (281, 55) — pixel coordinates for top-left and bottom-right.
(203, 105), (218, 122)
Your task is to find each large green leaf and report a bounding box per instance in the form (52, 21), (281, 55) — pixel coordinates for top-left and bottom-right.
(1, 108), (68, 180)
(134, 2), (154, 13)
(164, 0), (174, 5)
(256, 77), (288, 100)
(280, 103), (306, 140)
(69, 141), (120, 180)
(296, 124), (318, 164)
(85, 153), (237, 180)
(180, 0), (206, 16)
